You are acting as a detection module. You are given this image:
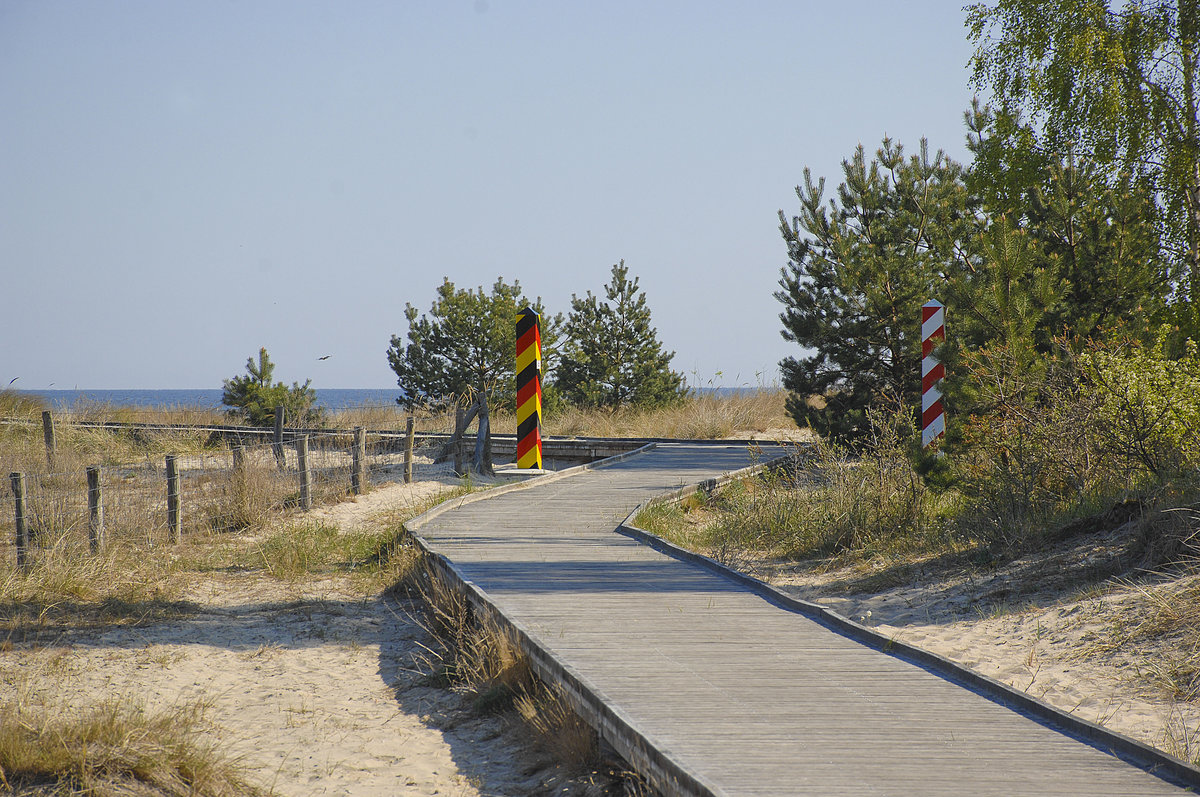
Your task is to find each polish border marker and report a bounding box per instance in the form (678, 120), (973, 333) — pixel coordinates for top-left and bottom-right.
(922, 300), (945, 449)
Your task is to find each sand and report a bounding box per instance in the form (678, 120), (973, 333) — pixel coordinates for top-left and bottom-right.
(8, 445), (1195, 792)
(1, 465), (596, 796)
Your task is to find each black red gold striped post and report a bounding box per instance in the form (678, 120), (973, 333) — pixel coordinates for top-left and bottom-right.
(515, 306), (543, 469)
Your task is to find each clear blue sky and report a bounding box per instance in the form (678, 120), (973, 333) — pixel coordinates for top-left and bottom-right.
(1, 1), (981, 390)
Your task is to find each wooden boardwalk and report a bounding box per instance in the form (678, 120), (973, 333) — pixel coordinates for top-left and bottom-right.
(406, 442), (1196, 796)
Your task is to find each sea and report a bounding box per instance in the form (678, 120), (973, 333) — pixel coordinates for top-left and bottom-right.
(13, 389), (402, 412)
(12, 386), (761, 411)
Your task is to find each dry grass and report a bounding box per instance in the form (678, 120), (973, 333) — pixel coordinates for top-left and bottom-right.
(402, 560), (532, 696)
(0, 541), (200, 646)
(203, 451), (303, 534)
(0, 418), (442, 578)
(0, 476), (462, 647)
(0, 416), (214, 479)
(243, 516), (445, 596)
(1159, 707), (1200, 765)
(0, 692), (262, 796)
(63, 399), (229, 428)
(400, 559), (624, 778)
(637, 440), (956, 570)
(398, 556), (658, 792)
(1087, 573), (1200, 703)
(0, 498), (466, 647)
(482, 389), (795, 440)
(514, 685), (601, 771)
(326, 402), (456, 433)
(551, 389), (793, 439)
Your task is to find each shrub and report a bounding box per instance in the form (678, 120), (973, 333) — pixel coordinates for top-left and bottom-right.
(950, 344), (1107, 548)
(222, 348), (321, 428)
(951, 332), (1200, 550)
(1079, 329), (1200, 481)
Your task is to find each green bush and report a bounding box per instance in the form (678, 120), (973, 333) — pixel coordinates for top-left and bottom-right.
(950, 332), (1200, 550)
(222, 348), (322, 428)
(949, 345), (1105, 547)
(1079, 329), (1200, 480)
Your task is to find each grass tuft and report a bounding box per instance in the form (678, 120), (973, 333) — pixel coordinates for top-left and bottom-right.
(0, 695), (262, 795)
(514, 685), (600, 771)
(401, 556), (613, 776)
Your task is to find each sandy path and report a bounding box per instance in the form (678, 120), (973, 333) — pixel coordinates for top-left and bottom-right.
(2, 472), (570, 796)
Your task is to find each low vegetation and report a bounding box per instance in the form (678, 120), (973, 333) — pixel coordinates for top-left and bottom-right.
(398, 556), (654, 793)
(0, 404), (661, 792)
(544, 386), (793, 440)
(0, 696), (259, 796)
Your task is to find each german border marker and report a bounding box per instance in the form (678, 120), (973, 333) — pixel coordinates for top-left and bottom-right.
(516, 306), (543, 469)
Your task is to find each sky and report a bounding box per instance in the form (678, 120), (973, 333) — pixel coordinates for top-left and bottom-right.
(1, 1), (982, 391)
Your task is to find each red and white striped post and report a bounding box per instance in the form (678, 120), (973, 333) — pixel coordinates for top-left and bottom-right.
(921, 300), (945, 449)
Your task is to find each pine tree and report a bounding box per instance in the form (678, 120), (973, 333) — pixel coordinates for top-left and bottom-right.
(965, 104), (1169, 347)
(221, 348), (319, 427)
(776, 138), (975, 443)
(556, 261), (685, 409)
(1027, 161), (1169, 343)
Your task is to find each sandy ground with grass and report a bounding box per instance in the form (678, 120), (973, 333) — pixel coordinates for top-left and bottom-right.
(752, 523), (1200, 763)
(12, 430), (1193, 791)
(1, 466), (600, 796)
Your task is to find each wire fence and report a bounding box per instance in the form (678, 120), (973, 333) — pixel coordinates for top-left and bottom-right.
(0, 421), (458, 570)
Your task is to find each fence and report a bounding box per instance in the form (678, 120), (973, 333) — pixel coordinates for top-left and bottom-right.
(0, 417), (455, 570)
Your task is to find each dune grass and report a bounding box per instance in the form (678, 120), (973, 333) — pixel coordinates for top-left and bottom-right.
(636, 438), (959, 574)
(3, 388), (797, 457)
(0, 694), (262, 796)
(397, 553), (654, 790)
(540, 388), (795, 440)
(0, 539), (202, 646)
(0, 392), (655, 790)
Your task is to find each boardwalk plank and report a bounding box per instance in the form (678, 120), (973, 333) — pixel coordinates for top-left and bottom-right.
(409, 443), (1193, 796)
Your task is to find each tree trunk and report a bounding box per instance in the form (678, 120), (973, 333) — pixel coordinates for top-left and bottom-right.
(1182, 1), (1199, 305)
(473, 393), (494, 476)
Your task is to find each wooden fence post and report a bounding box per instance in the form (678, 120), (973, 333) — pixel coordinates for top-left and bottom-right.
(404, 416), (415, 484)
(273, 408), (287, 470)
(351, 427), (366, 495)
(166, 455), (181, 543)
(87, 465), (104, 553)
(42, 411), (56, 469)
(297, 435), (312, 511)
(11, 472), (28, 569)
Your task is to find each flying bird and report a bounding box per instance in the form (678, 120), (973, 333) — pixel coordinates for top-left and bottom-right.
(318, 355), (332, 361)
(7, 377), (17, 385)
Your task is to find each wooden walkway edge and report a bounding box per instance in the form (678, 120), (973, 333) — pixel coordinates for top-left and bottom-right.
(404, 443), (1200, 796)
